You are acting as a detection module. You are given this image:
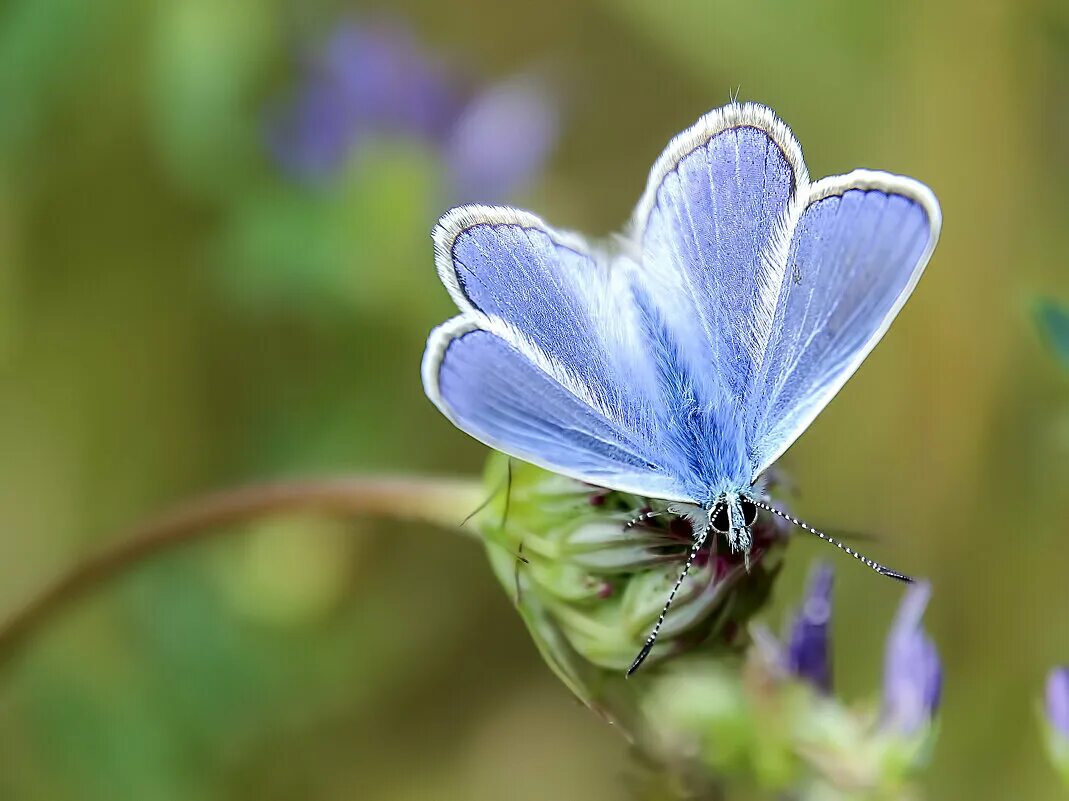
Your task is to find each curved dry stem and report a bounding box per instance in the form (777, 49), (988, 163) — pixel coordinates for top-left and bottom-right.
(0, 474), (484, 667)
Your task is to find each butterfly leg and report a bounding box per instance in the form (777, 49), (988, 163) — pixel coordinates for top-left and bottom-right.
(628, 521), (711, 675)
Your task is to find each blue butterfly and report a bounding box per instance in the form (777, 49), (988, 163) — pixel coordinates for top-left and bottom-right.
(421, 102), (940, 672)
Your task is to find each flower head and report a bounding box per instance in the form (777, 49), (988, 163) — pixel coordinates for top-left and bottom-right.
(267, 17), (558, 201)
(1047, 667), (1069, 738)
(784, 561), (833, 693)
(444, 74), (559, 204)
(882, 582), (941, 735)
(641, 568), (940, 797)
(1042, 666), (1069, 786)
(471, 456), (788, 715)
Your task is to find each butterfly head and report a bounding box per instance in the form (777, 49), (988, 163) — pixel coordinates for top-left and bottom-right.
(709, 493), (759, 553)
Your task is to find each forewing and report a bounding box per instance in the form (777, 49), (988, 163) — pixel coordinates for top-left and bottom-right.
(425, 206), (687, 500)
(632, 102), (809, 404)
(745, 172), (941, 477)
(422, 320), (686, 500)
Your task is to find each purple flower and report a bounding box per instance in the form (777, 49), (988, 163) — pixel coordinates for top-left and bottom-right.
(267, 17), (558, 202)
(266, 20), (457, 179)
(444, 74), (559, 204)
(882, 582), (941, 735)
(1046, 667), (1069, 738)
(784, 562), (833, 693)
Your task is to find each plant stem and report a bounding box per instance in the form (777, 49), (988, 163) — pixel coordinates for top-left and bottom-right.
(0, 474), (484, 667)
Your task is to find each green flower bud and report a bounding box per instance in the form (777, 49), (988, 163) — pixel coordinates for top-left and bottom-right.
(470, 454), (788, 724)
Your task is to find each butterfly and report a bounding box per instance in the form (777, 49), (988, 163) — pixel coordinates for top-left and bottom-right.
(421, 102), (941, 673)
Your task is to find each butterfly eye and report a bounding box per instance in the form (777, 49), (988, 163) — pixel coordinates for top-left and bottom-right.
(740, 497), (758, 528)
(711, 503), (730, 533)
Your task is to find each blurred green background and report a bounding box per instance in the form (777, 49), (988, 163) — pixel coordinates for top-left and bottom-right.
(1, 1), (1068, 799)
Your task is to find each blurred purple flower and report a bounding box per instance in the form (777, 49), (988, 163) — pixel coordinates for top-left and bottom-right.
(267, 18), (558, 203)
(882, 582), (941, 735)
(1047, 667), (1069, 738)
(444, 75), (558, 204)
(784, 562), (833, 693)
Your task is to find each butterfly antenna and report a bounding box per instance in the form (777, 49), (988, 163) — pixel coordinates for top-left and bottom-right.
(752, 500), (913, 583)
(627, 522), (711, 677)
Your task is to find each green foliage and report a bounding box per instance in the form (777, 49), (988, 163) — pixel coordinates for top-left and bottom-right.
(1042, 719), (1069, 789)
(148, 0), (277, 199)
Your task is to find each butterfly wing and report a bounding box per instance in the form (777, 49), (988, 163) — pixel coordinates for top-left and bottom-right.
(425, 103), (940, 501)
(631, 103), (939, 482)
(631, 103), (809, 406)
(744, 172), (941, 476)
(422, 205), (690, 501)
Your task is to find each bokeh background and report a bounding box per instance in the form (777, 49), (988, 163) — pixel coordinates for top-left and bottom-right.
(1, 1), (1068, 799)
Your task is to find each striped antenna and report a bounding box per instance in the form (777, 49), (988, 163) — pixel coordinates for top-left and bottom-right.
(752, 500), (913, 583)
